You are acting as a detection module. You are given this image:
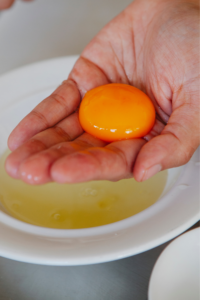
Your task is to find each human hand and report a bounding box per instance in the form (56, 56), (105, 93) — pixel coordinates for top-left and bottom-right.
(6, 0), (200, 185)
(0, 0), (32, 10)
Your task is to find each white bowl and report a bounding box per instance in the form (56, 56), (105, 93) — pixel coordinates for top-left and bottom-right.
(148, 228), (200, 300)
(0, 56), (199, 265)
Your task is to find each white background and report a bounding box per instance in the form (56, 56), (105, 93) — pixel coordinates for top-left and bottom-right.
(0, 0), (132, 75)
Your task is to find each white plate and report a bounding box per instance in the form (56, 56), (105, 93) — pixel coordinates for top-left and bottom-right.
(148, 228), (200, 300)
(0, 56), (199, 265)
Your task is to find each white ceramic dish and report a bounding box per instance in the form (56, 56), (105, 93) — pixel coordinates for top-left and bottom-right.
(148, 228), (200, 300)
(0, 56), (199, 265)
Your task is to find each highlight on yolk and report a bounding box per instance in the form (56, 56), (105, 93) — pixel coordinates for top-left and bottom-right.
(79, 83), (156, 142)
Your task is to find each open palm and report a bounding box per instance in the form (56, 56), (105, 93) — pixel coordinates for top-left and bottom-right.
(6, 0), (200, 184)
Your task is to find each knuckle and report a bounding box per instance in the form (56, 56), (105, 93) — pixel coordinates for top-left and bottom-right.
(107, 145), (129, 173)
(178, 144), (194, 165)
(54, 126), (71, 141)
(51, 93), (66, 107)
(31, 110), (49, 128)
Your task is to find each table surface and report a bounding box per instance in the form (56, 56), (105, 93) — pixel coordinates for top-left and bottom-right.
(0, 1), (199, 299)
(0, 223), (199, 300)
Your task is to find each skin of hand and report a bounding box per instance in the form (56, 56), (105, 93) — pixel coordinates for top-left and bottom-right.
(0, 0), (32, 10)
(5, 0), (200, 185)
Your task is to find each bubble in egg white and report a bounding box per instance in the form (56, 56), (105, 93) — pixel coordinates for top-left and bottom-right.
(52, 213), (61, 221)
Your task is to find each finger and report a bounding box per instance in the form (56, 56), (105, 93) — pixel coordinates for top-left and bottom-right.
(144, 118), (165, 141)
(51, 139), (146, 183)
(0, 0), (15, 9)
(69, 56), (110, 97)
(8, 80), (81, 151)
(5, 112), (83, 179)
(133, 102), (200, 182)
(17, 133), (106, 185)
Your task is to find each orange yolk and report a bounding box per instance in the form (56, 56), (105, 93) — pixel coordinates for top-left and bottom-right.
(79, 83), (156, 142)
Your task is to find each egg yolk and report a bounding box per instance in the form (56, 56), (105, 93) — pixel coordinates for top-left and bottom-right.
(79, 83), (155, 142)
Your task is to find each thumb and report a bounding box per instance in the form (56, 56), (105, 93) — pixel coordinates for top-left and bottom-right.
(133, 101), (200, 182)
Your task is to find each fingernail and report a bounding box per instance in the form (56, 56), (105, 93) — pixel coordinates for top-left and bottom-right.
(142, 164), (162, 181)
